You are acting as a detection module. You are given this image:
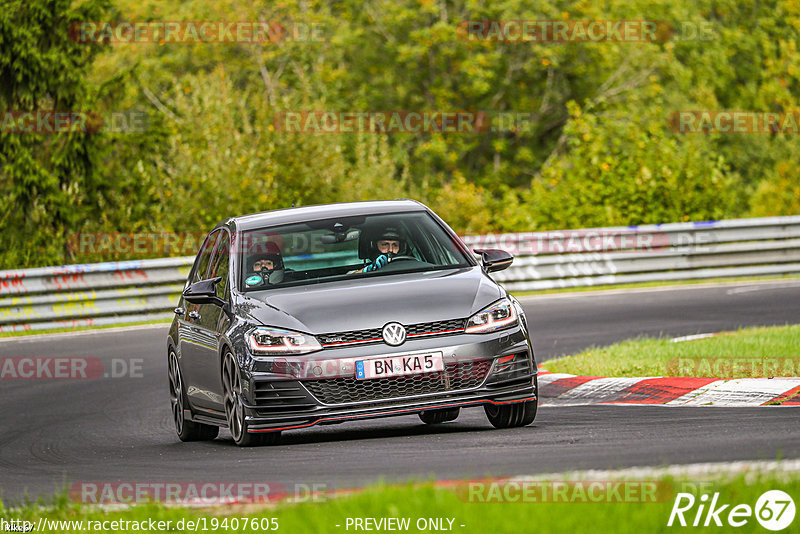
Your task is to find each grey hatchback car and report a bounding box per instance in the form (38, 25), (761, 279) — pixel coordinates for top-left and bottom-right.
(167, 200), (538, 446)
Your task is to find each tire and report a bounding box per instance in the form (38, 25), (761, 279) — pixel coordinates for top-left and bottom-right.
(222, 351), (281, 447)
(419, 407), (461, 424)
(484, 399), (537, 429)
(169, 350), (219, 441)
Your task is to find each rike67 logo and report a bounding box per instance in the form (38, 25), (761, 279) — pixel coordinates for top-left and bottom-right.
(668, 490), (795, 531)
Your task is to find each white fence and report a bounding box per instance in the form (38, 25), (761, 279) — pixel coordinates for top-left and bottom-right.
(2, 215), (800, 332)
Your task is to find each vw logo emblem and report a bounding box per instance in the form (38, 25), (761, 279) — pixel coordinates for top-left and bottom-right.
(382, 322), (407, 346)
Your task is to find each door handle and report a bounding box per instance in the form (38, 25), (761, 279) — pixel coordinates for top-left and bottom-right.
(174, 307), (185, 316)
(188, 310), (201, 320)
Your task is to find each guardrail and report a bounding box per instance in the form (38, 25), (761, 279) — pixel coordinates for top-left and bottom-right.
(0, 258), (193, 333)
(2, 215), (800, 332)
(464, 216), (800, 291)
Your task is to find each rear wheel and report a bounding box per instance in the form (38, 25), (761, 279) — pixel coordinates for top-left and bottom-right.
(222, 351), (281, 447)
(169, 351), (219, 441)
(484, 399), (537, 429)
(419, 407), (460, 424)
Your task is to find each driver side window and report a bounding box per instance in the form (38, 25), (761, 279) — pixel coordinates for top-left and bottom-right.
(191, 230), (220, 285)
(208, 232), (230, 299)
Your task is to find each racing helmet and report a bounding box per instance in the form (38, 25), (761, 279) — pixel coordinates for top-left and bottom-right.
(247, 241), (284, 284)
(371, 226), (406, 258)
(247, 241), (284, 276)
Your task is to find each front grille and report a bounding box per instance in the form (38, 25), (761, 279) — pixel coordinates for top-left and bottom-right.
(302, 359), (491, 405)
(318, 328), (383, 346)
(405, 319), (466, 337)
(252, 380), (316, 413)
(319, 318), (467, 347)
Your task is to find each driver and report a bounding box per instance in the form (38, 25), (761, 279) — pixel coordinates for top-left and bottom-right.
(244, 242), (285, 287)
(357, 227), (404, 273)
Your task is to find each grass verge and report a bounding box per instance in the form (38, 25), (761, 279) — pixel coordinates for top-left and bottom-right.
(2, 471), (798, 533)
(543, 324), (800, 378)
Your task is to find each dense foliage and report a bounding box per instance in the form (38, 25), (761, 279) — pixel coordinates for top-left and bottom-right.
(2, 0), (799, 267)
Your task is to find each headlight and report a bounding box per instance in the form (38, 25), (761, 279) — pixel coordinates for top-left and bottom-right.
(465, 299), (518, 333)
(248, 327), (322, 355)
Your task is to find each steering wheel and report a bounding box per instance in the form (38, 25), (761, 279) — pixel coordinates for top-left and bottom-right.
(388, 255), (417, 263)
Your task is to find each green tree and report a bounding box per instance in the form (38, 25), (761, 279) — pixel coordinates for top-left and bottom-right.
(5, 0), (800, 267)
(0, 0), (110, 267)
(522, 100), (739, 229)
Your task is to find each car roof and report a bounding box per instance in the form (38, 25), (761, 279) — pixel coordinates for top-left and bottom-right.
(225, 200), (428, 231)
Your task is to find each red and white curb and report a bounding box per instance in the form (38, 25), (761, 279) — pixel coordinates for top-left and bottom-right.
(538, 371), (800, 406)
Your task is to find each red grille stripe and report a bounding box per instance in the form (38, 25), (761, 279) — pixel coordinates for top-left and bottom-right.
(321, 337), (383, 347)
(407, 328), (463, 337)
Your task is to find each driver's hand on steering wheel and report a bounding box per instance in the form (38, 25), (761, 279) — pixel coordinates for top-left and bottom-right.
(363, 254), (389, 272)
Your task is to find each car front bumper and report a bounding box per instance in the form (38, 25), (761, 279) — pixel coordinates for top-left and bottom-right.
(240, 327), (537, 433)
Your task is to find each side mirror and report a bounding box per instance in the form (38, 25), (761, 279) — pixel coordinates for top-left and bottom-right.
(474, 249), (514, 273)
(183, 277), (226, 307)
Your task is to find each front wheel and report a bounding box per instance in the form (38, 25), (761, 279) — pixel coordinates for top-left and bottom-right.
(169, 351), (219, 441)
(484, 399), (537, 429)
(222, 351), (281, 447)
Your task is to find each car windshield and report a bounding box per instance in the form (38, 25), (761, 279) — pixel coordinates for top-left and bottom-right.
(239, 211), (472, 291)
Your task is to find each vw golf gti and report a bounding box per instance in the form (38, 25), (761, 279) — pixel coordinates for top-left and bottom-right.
(167, 200), (538, 446)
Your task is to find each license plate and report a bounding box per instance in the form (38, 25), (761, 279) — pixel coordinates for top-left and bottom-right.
(355, 353), (443, 380)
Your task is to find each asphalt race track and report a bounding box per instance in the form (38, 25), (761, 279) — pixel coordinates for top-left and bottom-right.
(2, 280), (800, 504)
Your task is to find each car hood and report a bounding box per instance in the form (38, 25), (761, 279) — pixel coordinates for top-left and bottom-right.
(235, 267), (502, 334)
